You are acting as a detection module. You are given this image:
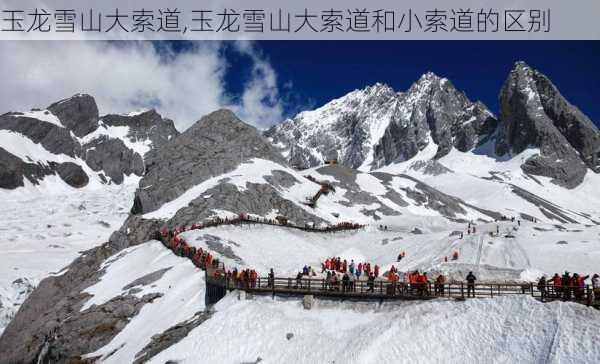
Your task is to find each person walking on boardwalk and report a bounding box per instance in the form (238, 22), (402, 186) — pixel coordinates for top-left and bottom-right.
(537, 276), (548, 300)
(268, 268), (275, 288)
(295, 272), (303, 289)
(562, 272), (572, 300)
(342, 273), (350, 293)
(592, 274), (600, 302)
(367, 273), (375, 293)
(574, 273), (589, 300)
(418, 272), (429, 296)
(435, 274), (446, 296)
(466, 271), (476, 298)
(551, 273), (562, 297)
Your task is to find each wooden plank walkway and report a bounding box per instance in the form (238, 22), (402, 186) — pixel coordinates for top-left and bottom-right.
(157, 224), (600, 309)
(206, 273), (600, 307)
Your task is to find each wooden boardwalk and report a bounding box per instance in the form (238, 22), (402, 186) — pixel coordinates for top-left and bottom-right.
(206, 272), (600, 308)
(157, 225), (600, 309)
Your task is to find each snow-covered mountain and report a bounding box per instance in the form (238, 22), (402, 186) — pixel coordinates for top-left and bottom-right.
(2, 63), (600, 363)
(267, 62), (600, 190)
(0, 94), (178, 190)
(266, 74), (497, 171)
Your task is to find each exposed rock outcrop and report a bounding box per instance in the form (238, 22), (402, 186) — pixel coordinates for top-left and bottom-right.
(137, 109), (288, 215)
(496, 61), (599, 188)
(0, 243), (162, 364)
(113, 109), (322, 250)
(47, 94), (100, 138)
(0, 95), (179, 190)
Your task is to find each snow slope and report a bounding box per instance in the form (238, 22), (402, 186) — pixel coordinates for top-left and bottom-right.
(0, 183), (137, 334)
(77, 213), (600, 364)
(379, 144), (600, 224)
(149, 294), (600, 364)
(82, 241), (205, 364)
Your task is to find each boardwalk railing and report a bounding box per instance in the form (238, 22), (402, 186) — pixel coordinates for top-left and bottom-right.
(206, 275), (600, 307)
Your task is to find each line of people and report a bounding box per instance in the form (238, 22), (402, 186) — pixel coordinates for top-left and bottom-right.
(322, 257), (381, 279)
(164, 213), (364, 236)
(226, 268), (259, 289)
(157, 229), (222, 273)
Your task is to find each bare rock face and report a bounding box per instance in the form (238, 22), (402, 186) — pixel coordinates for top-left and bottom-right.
(0, 95), (179, 190)
(496, 62), (598, 188)
(134, 109), (288, 216)
(47, 94), (100, 138)
(101, 109), (178, 153)
(83, 137), (144, 184)
(111, 109), (322, 250)
(0, 147), (54, 189)
(266, 76), (497, 170)
(0, 114), (82, 157)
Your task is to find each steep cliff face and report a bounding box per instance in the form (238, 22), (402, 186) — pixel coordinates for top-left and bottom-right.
(496, 62), (599, 188)
(266, 74), (497, 171)
(0, 95), (179, 190)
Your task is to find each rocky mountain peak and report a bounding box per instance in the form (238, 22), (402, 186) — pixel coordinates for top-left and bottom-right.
(362, 82), (397, 98)
(47, 93), (99, 137)
(496, 61), (599, 188)
(132, 109), (287, 218)
(267, 72), (497, 171)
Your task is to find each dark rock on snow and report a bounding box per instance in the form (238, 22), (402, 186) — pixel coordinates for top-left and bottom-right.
(496, 61), (600, 188)
(0, 94), (178, 189)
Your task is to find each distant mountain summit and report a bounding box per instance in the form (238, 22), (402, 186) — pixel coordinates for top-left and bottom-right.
(496, 61), (600, 188)
(265, 72), (497, 171)
(266, 61), (599, 188)
(0, 94), (178, 189)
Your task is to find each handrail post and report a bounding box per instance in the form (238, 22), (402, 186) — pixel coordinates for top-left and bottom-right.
(461, 282), (464, 299)
(490, 285), (493, 298)
(587, 286), (592, 307)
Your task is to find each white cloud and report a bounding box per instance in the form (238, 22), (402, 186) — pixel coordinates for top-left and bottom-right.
(0, 41), (285, 130)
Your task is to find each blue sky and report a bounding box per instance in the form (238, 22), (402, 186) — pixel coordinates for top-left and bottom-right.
(1, 41), (598, 130)
(217, 41), (600, 125)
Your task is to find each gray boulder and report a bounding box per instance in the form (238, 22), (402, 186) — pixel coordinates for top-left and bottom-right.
(55, 162), (89, 188)
(496, 61), (597, 188)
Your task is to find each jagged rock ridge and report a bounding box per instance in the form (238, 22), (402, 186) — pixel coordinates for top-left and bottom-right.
(0, 95), (179, 189)
(266, 74), (498, 171)
(267, 62), (599, 188)
(496, 61), (600, 188)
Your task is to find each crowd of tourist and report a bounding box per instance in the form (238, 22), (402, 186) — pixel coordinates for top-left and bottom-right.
(154, 214), (599, 305)
(537, 272), (600, 301)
